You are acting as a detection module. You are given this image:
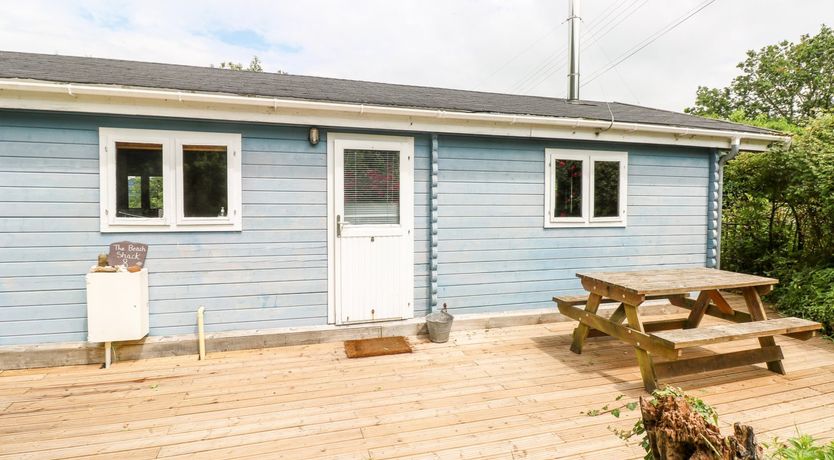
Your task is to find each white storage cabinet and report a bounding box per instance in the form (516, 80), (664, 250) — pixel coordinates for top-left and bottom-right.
(86, 269), (150, 366)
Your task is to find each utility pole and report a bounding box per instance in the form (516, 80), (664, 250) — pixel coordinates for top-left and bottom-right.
(567, 0), (581, 101)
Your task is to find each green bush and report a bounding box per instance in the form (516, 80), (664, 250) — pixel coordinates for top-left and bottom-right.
(768, 434), (834, 459)
(720, 113), (834, 335)
(772, 267), (834, 335)
(723, 114), (834, 274)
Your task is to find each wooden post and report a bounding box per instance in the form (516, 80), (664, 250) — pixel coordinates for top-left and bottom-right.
(197, 307), (206, 361)
(624, 303), (657, 392)
(569, 293), (602, 354)
(104, 341), (112, 369)
(608, 303), (627, 324)
(742, 287), (786, 375)
(684, 291), (711, 329)
(707, 289), (736, 314)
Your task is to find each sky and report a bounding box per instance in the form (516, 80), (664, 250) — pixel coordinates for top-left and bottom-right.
(0, 0), (831, 112)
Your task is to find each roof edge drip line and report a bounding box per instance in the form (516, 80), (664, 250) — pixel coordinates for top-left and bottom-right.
(0, 79), (790, 149)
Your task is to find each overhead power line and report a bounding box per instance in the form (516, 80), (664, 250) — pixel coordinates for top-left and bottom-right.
(581, 0), (717, 87)
(510, 0), (638, 92)
(512, 0), (651, 95)
(516, 0), (650, 94)
(475, 22), (566, 89)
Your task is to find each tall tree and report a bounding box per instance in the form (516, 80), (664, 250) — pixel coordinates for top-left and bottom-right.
(685, 25), (834, 125)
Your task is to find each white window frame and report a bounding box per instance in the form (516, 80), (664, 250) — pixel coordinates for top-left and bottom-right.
(544, 148), (628, 228)
(99, 127), (242, 232)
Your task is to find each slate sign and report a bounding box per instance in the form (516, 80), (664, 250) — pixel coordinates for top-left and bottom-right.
(108, 241), (148, 268)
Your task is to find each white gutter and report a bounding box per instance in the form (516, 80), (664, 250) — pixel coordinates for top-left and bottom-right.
(0, 79), (789, 148)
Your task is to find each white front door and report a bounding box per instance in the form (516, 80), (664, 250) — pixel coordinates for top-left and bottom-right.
(330, 133), (414, 324)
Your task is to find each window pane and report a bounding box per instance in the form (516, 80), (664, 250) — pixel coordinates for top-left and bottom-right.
(116, 143), (163, 218)
(127, 176), (142, 208)
(182, 145), (228, 218)
(344, 149), (399, 225)
(149, 177), (164, 209)
(554, 159), (583, 218)
(594, 160), (620, 218)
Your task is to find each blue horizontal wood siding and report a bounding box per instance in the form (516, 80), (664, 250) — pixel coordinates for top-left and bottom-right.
(0, 110), (430, 345)
(0, 110), (709, 346)
(436, 135), (709, 314)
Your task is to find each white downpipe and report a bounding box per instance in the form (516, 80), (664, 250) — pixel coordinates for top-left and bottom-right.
(0, 79), (789, 147)
(197, 306), (206, 360)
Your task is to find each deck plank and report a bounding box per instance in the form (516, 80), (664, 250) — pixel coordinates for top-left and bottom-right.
(1, 318), (834, 459)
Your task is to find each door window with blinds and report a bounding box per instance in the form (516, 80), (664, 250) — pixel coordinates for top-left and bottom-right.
(544, 149), (628, 227)
(99, 128), (242, 232)
(343, 149), (400, 225)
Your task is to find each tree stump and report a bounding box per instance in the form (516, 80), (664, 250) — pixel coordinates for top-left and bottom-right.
(639, 396), (762, 459)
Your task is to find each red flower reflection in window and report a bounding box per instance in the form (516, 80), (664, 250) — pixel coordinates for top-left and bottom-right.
(554, 158), (582, 218)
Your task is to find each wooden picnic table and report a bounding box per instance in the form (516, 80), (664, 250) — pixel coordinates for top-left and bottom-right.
(553, 267), (822, 392)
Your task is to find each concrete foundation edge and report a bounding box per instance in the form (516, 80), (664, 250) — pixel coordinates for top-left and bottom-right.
(0, 303), (682, 370)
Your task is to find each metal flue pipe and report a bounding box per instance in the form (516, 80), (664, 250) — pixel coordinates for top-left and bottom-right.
(567, 0), (581, 100)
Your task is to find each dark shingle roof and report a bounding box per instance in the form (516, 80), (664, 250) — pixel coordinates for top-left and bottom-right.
(0, 51), (774, 135)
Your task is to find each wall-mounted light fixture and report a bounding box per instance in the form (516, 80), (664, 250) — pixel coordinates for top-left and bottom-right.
(308, 127), (320, 145)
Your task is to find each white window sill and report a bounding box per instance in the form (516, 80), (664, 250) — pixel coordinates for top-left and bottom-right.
(544, 220), (627, 228)
(100, 223), (242, 233)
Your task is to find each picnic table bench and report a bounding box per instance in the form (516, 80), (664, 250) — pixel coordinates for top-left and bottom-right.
(553, 267), (822, 392)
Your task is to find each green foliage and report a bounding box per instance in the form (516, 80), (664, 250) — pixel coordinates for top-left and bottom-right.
(213, 56), (287, 74)
(216, 56), (264, 72)
(126, 176), (162, 210)
(771, 267), (834, 335)
(149, 176), (163, 209)
(768, 434), (834, 459)
(127, 177), (141, 209)
(588, 389), (834, 459)
(687, 86), (734, 119)
(685, 24), (834, 125)
(692, 24), (834, 334)
(721, 113), (834, 324)
(581, 394), (636, 418)
(583, 393), (648, 458)
(726, 110), (804, 135)
(648, 386), (718, 425)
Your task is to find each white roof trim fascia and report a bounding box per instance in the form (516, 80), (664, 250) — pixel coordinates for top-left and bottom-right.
(0, 79), (789, 151)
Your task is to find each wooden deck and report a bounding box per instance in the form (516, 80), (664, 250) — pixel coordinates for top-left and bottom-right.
(2, 314), (834, 459)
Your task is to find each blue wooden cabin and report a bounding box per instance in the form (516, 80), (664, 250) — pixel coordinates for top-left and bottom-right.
(0, 51), (785, 355)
